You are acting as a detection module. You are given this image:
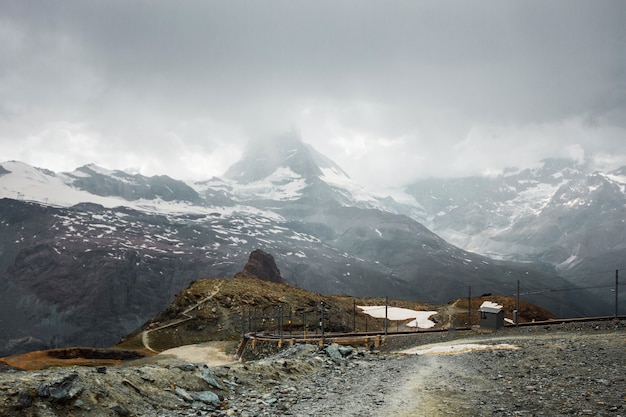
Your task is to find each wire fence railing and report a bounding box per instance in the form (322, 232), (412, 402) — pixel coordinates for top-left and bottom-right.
(230, 270), (625, 338)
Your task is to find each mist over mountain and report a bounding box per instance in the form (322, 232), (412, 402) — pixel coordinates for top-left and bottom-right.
(405, 158), (626, 305)
(0, 134), (621, 356)
(225, 132), (349, 184)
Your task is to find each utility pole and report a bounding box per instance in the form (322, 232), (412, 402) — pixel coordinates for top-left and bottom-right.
(320, 302), (325, 338)
(353, 299), (356, 333)
(279, 306), (283, 341)
(468, 286), (471, 327)
(516, 280), (520, 326)
(384, 296), (388, 336)
(615, 269), (619, 318)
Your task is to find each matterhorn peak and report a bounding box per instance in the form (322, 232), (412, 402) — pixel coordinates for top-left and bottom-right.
(224, 132), (348, 184)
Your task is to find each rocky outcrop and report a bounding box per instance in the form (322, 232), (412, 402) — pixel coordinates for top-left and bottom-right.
(235, 249), (285, 284)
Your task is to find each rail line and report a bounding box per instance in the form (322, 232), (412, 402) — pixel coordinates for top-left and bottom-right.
(235, 315), (625, 359)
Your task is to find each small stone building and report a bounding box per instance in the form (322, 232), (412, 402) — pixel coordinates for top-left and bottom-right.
(479, 301), (504, 331)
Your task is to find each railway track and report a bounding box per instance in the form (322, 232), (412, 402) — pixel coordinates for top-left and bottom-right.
(236, 315), (625, 358)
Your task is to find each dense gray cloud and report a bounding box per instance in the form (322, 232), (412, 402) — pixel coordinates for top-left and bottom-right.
(1, 1), (625, 190)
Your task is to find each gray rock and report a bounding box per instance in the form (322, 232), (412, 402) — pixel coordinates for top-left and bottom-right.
(191, 390), (221, 405)
(175, 386), (194, 402)
(140, 373), (155, 383)
(37, 373), (83, 402)
(201, 369), (222, 389)
(324, 344), (343, 360)
(337, 345), (355, 357)
(177, 364), (197, 372)
(17, 391), (32, 409)
(278, 343), (318, 357)
(111, 404), (130, 416)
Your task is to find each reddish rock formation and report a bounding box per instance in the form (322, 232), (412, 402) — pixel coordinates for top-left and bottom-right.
(235, 249), (285, 283)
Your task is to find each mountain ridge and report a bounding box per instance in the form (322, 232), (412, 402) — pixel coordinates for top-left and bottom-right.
(0, 136), (620, 355)
(404, 158), (626, 281)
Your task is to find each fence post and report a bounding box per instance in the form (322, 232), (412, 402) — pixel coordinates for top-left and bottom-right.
(615, 269), (619, 318)
(516, 280), (520, 326)
(353, 299), (356, 333)
(279, 306), (283, 341)
(320, 302), (325, 338)
(384, 296), (388, 336)
(468, 286), (471, 327)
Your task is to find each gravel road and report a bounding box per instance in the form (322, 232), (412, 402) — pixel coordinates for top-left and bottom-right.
(1, 320), (624, 416)
(284, 321), (626, 417)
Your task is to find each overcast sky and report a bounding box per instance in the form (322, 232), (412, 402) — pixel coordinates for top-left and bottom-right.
(1, 1), (625, 190)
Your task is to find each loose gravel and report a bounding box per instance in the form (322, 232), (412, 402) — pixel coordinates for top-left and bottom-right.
(1, 320), (624, 416)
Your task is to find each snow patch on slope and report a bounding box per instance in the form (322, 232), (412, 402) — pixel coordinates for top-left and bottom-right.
(358, 306), (438, 329)
(221, 167), (307, 201)
(0, 161), (285, 222)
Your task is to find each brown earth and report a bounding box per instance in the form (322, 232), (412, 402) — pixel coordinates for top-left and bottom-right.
(0, 347), (146, 371)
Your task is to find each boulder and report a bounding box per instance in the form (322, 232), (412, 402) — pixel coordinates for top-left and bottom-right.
(191, 390), (220, 405)
(37, 373), (83, 402)
(235, 249), (285, 283)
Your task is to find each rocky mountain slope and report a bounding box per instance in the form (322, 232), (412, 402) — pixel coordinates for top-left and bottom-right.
(0, 135), (612, 355)
(405, 159), (626, 276)
(405, 158), (626, 310)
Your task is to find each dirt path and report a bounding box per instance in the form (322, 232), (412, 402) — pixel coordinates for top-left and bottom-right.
(288, 327), (625, 417)
(439, 298), (469, 328)
(141, 281), (224, 352)
(157, 341), (237, 366)
(383, 330), (626, 417)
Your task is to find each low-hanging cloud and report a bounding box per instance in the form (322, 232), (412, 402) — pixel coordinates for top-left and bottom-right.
(0, 1), (624, 188)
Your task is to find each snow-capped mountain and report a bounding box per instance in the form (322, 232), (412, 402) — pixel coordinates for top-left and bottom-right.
(0, 138), (609, 355)
(405, 158), (626, 292)
(215, 132), (391, 212)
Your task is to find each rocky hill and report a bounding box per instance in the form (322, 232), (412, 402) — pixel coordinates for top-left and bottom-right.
(0, 255), (556, 371)
(114, 250), (555, 356)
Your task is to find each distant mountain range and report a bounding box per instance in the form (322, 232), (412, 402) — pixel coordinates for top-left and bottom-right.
(405, 159), (626, 287)
(0, 133), (623, 355)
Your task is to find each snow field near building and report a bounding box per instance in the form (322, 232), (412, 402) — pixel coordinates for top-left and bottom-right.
(357, 305), (438, 329)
